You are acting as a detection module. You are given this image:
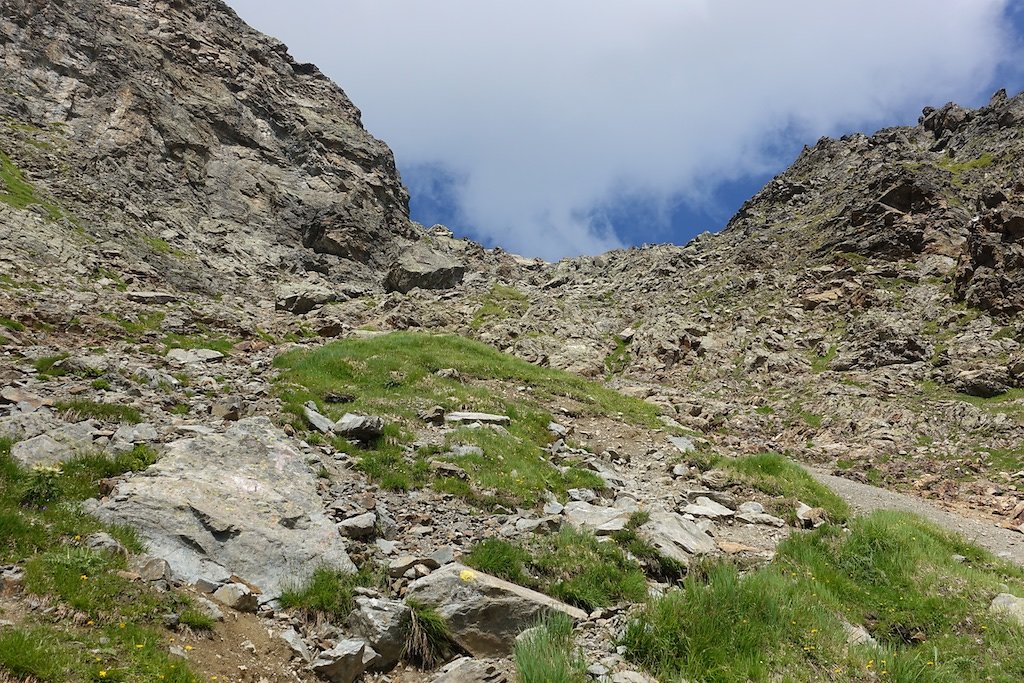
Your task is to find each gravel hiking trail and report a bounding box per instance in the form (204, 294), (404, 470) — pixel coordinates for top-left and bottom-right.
(809, 467), (1024, 566)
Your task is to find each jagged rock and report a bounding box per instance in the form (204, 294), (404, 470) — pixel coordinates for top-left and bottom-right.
(139, 558), (171, 582)
(91, 418), (355, 597)
(0, 565), (25, 593)
(85, 532), (128, 557)
(668, 435), (696, 454)
(639, 511), (717, 563)
(212, 582), (258, 613)
(303, 403), (336, 434)
(405, 563), (587, 656)
(384, 244), (466, 293)
(211, 396), (243, 421)
(274, 283), (338, 314)
(277, 626), (313, 663)
(430, 461), (469, 479)
(562, 501), (630, 535)
(338, 512), (377, 539)
(990, 593), (1024, 626)
(700, 469), (731, 489)
(388, 555), (440, 578)
(418, 405), (446, 425)
(0, 387), (47, 411)
(126, 291), (179, 305)
(335, 413), (385, 441)
(311, 639), (371, 683)
(735, 503), (786, 527)
(952, 368), (1011, 398)
(348, 596), (410, 670)
(108, 422), (158, 453)
(796, 502), (828, 529)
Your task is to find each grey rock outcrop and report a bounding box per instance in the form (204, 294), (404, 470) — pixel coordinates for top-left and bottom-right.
(93, 417), (354, 596)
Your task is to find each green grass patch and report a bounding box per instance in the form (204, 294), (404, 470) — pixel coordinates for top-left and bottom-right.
(470, 284), (529, 329)
(939, 152), (994, 175)
(604, 336), (632, 376)
(514, 612), (586, 683)
(107, 311), (165, 336)
(278, 564), (383, 621)
(810, 345), (837, 373)
(622, 511), (1024, 683)
(716, 452), (850, 523)
(0, 149), (62, 220)
(161, 332), (235, 355)
(54, 399), (142, 424)
(275, 332), (657, 505)
(464, 527), (648, 611)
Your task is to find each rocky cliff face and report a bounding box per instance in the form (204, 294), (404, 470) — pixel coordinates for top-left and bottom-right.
(0, 0), (419, 293)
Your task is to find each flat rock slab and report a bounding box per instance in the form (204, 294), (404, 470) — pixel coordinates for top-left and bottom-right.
(405, 563), (587, 656)
(682, 496), (734, 519)
(562, 501), (631, 535)
(93, 417), (354, 596)
(444, 412), (511, 425)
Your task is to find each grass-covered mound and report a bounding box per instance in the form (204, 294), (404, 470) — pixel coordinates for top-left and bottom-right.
(274, 332), (661, 505)
(622, 511), (1024, 683)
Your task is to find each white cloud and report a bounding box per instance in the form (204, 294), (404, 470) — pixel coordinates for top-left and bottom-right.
(227, 0), (1016, 259)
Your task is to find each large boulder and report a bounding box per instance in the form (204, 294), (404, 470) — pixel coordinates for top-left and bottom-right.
(384, 243), (466, 293)
(405, 564), (587, 656)
(10, 419), (99, 467)
(91, 418), (354, 596)
(348, 596), (410, 671)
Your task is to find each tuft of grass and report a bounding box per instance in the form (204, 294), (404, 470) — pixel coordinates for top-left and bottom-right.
(514, 612), (586, 683)
(110, 311), (165, 336)
(717, 452), (850, 523)
(402, 599), (460, 670)
(90, 378), (112, 391)
(278, 564), (382, 620)
(178, 608), (215, 631)
(54, 399), (142, 424)
(0, 627), (72, 681)
(0, 316), (25, 332)
(604, 336), (632, 376)
(622, 511), (1024, 683)
(31, 354), (69, 378)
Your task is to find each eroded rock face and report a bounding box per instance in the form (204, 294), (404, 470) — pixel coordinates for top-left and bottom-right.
(0, 0), (418, 292)
(93, 417), (354, 596)
(956, 187), (1024, 314)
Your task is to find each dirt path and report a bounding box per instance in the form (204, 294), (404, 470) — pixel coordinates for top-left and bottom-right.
(808, 468), (1024, 566)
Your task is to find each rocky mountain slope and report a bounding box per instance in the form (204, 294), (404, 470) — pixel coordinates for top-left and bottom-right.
(2, 1), (1024, 682)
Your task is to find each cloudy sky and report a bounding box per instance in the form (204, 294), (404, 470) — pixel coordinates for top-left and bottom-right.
(228, 1), (1024, 260)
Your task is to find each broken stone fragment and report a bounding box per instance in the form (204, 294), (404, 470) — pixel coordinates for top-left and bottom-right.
(212, 582), (257, 612)
(335, 413), (385, 441)
(311, 639), (371, 683)
(337, 512), (377, 539)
